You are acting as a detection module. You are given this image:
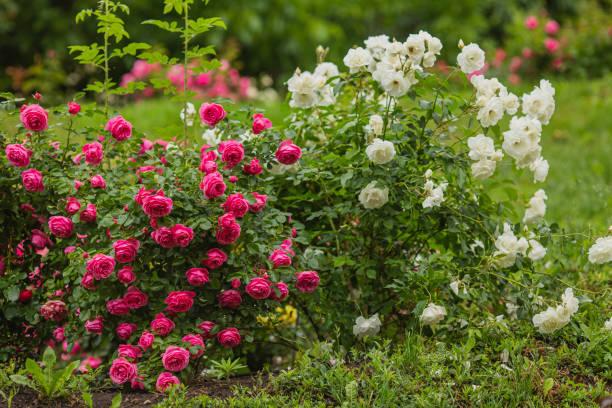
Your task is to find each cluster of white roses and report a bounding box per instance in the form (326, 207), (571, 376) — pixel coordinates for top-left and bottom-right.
(523, 189), (547, 224)
(420, 303), (447, 326)
(493, 223), (546, 267)
(587, 235), (612, 264)
(467, 134), (503, 179)
(422, 170), (447, 209)
(532, 288), (579, 334)
(343, 32), (442, 98)
(358, 181), (389, 209)
(352, 314), (382, 338)
(471, 75), (520, 128)
(287, 63), (339, 109)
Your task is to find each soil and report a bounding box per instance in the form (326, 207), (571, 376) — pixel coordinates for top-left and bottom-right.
(1, 373), (267, 408)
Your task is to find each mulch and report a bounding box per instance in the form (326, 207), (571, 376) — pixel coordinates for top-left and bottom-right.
(1, 373), (266, 408)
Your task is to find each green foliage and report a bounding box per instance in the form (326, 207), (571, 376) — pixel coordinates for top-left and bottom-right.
(207, 357), (247, 380)
(8, 347), (80, 400)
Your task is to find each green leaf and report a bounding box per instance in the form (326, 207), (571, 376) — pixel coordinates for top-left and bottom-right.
(6, 286), (19, 302)
(110, 393), (123, 408)
(25, 359), (48, 395)
(9, 374), (31, 388)
(82, 392), (93, 408)
(542, 377), (554, 395)
(42, 347), (57, 370)
(49, 360), (80, 396)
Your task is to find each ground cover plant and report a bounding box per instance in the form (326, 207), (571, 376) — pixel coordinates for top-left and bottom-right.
(0, 0), (611, 407)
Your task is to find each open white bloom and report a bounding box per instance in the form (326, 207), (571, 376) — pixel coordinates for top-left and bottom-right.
(471, 159), (497, 179)
(471, 75), (507, 100)
(386, 40), (406, 57)
(343, 47), (373, 73)
(423, 180), (446, 208)
(528, 239), (547, 261)
(457, 43), (485, 73)
(532, 288), (579, 334)
(202, 128), (222, 146)
(380, 70), (412, 97)
(604, 317), (612, 331)
(450, 281), (460, 296)
(287, 70), (321, 94)
(314, 62), (340, 82)
(424, 169), (433, 179)
(268, 163), (298, 175)
(364, 35), (390, 59)
(529, 156), (549, 183)
(366, 138), (396, 164)
(467, 135), (502, 179)
(352, 314), (382, 338)
(523, 189), (547, 224)
(502, 116), (542, 168)
(502, 93), (520, 115)
(317, 85), (336, 107)
(365, 114), (384, 136)
(419, 30), (443, 55)
(477, 97), (504, 128)
(404, 34), (426, 64)
(522, 79), (555, 125)
(588, 236), (612, 264)
(180, 102), (196, 126)
(359, 181), (389, 209)
(494, 223), (529, 268)
(420, 303), (447, 325)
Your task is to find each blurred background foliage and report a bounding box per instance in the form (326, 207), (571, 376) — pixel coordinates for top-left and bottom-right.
(0, 0), (610, 100)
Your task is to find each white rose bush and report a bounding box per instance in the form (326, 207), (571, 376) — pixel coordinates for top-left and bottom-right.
(273, 30), (611, 350)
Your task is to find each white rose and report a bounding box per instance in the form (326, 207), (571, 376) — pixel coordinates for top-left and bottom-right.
(386, 41), (406, 57)
(450, 281), (460, 296)
(420, 303), (447, 325)
(289, 92), (318, 109)
(365, 114), (384, 136)
(287, 70), (320, 94)
(457, 43), (485, 73)
(561, 288), (579, 316)
(424, 169), (433, 179)
(502, 93), (520, 115)
(422, 182), (445, 208)
(419, 30), (442, 54)
(359, 181), (389, 209)
(532, 288), (579, 334)
(202, 128), (221, 146)
(477, 97), (504, 128)
(343, 47), (373, 73)
(352, 314), (382, 338)
(364, 35), (390, 59)
(588, 236), (612, 264)
(471, 159), (496, 179)
(380, 70), (411, 97)
(529, 156), (549, 183)
(467, 134), (495, 161)
(528, 239), (546, 261)
(422, 52), (437, 68)
(314, 62), (339, 82)
(366, 138), (395, 164)
(522, 79), (555, 125)
(523, 189), (547, 224)
(404, 34), (426, 63)
(180, 102), (196, 126)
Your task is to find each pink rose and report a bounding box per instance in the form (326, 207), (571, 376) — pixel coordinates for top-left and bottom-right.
(522, 48), (533, 59)
(165, 291), (196, 313)
(118, 344), (142, 360)
(172, 224), (194, 247)
(21, 169), (44, 192)
(151, 226), (176, 248)
(48, 216), (74, 238)
(231, 278), (241, 288)
(200, 145), (218, 160)
(105, 115), (132, 141)
(68, 102), (81, 115)
(31, 229), (51, 249)
(79, 357), (102, 374)
(113, 239), (140, 263)
(199, 103), (226, 127)
(269, 248), (291, 269)
(218, 140), (245, 168)
(200, 171), (226, 199)
(156, 372), (180, 392)
(243, 158), (263, 175)
(221, 193), (250, 217)
(66, 197), (81, 214)
(82, 142), (103, 165)
(74, 179), (83, 189)
(79, 204), (97, 223)
(216, 224), (241, 245)
(249, 192), (267, 213)
(142, 193), (173, 217)
(138, 138), (154, 155)
(252, 113), (272, 134)
(107, 298), (130, 316)
(544, 37), (560, 54)
(134, 187), (154, 206)
(5, 144), (32, 167)
(124, 286), (148, 309)
(109, 357), (137, 384)
(218, 289), (242, 309)
(199, 159), (218, 174)
(151, 313), (175, 336)
(84, 316), (104, 334)
(198, 321), (216, 339)
(116, 323), (137, 341)
(20, 104), (48, 132)
(40, 300), (67, 322)
(80, 272), (96, 290)
(217, 328), (241, 348)
(161, 346), (190, 371)
(271, 281), (289, 301)
(202, 248), (227, 269)
(275, 140), (302, 165)
(91, 174), (106, 189)
(186, 267), (210, 286)
(229, 175), (238, 183)
(246, 277), (272, 300)
(545, 20), (559, 35)
(296, 270), (320, 293)
(87, 254), (115, 280)
(524, 15), (538, 30)
(182, 334), (205, 358)
(138, 330), (155, 350)
(117, 265), (136, 284)
(53, 327), (65, 342)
